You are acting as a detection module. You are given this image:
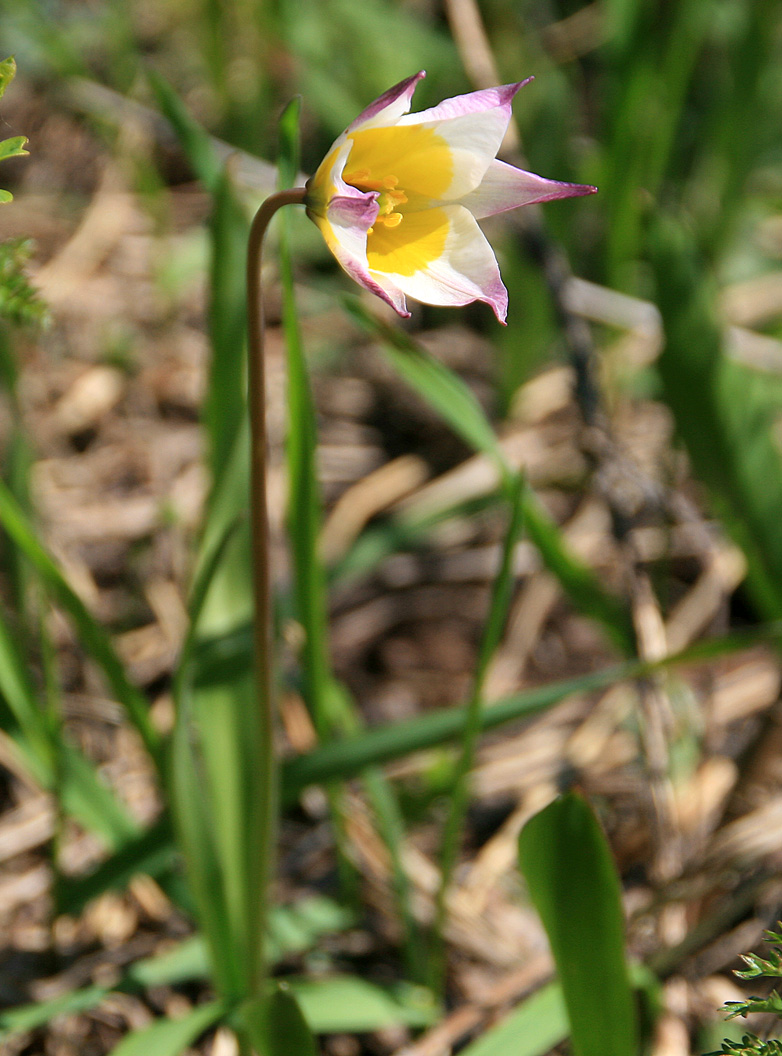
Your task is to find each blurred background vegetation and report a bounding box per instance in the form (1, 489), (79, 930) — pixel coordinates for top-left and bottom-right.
(1, 0), (782, 1054)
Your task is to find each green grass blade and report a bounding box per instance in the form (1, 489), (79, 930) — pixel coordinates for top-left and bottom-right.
(651, 216), (782, 619)
(106, 1000), (225, 1056)
(282, 662), (638, 799)
(279, 98), (332, 735)
(146, 69), (222, 194)
(56, 744), (139, 848)
(518, 793), (638, 1056)
(204, 170), (248, 475)
(343, 298), (634, 653)
(344, 297), (508, 478)
(283, 621), (782, 798)
(169, 695), (241, 999)
(0, 585), (139, 848)
(55, 815), (176, 915)
(0, 480), (159, 760)
(435, 474), (526, 983)
(521, 489), (635, 654)
(460, 981), (568, 1056)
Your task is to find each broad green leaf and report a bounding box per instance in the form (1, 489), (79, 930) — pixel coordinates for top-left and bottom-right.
(0, 56), (16, 97)
(107, 999), (225, 1056)
(0, 135), (28, 162)
(288, 975), (438, 1033)
(240, 986), (317, 1056)
(651, 216), (782, 620)
(518, 793), (637, 1056)
(460, 981), (568, 1056)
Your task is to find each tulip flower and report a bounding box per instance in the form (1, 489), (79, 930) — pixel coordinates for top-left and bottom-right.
(305, 71), (596, 323)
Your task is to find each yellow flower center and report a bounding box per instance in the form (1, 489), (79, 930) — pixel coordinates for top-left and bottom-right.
(328, 126), (455, 277)
(342, 169), (408, 232)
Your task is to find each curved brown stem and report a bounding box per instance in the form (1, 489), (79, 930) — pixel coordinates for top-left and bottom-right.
(245, 185), (307, 986)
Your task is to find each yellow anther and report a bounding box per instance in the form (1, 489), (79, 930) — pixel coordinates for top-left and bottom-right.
(344, 168), (408, 236)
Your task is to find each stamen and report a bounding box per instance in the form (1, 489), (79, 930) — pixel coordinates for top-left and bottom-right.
(344, 167), (408, 235)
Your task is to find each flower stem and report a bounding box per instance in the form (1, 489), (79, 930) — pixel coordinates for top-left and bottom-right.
(245, 185), (307, 988)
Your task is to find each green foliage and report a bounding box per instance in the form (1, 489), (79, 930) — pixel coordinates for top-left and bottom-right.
(710, 926), (782, 1056)
(651, 217), (782, 621)
(459, 981), (568, 1056)
(519, 793), (638, 1056)
(715, 1039), (782, 1056)
(239, 986), (318, 1056)
(0, 240), (47, 328)
(0, 57), (28, 203)
(344, 298), (636, 654)
(1, 1), (782, 1052)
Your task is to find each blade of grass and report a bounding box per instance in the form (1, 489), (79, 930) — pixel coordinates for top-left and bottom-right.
(651, 215), (782, 619)
(0, 479), (159, 760)
(343, 298), (635, 654)
(518, 793), (637, 1056)
(278, 97), (333, 739)
(0, 577), (140, 848)
(205, 169), (248, 476)
(49, 621), (782, 905)
(282, 621), (782, 798)
(55, 815), (176, 915)
(146, 69), (222, 194)
(169, 689), (241, 1000)
(433, 472), (526, 988)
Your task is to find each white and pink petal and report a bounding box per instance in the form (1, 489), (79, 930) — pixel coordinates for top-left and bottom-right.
(396, 82), (528, 201)
(397, 79), (530, 125)
(316, 209), (409, 316)
(459, 159), (597, 219)
(348, 71), (426, 133)
(376, 204), (508, 323)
